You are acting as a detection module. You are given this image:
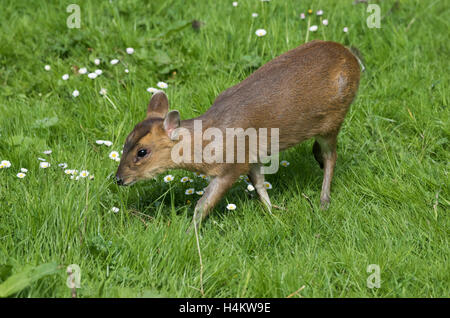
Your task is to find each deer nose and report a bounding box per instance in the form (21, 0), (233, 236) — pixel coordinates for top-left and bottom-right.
(115, 176), (124, 186)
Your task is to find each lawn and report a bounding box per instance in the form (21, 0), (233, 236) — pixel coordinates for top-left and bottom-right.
(0, 0), (448, 298)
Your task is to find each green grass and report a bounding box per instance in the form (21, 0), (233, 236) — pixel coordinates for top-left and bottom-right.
(0, 0), (448, 298)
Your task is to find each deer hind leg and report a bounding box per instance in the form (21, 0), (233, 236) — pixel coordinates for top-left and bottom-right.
(248, 164), (272, 213)
(314, 134), (338, 210)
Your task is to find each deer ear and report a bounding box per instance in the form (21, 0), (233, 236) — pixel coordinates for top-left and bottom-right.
(163, 110), (180, 140)
(147, 91), (169, 118)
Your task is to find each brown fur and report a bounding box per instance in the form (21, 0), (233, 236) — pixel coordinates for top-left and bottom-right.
(116, 40), (361, 228)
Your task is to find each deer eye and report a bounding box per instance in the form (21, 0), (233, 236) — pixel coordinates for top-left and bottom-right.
(137, 149), (147, 158)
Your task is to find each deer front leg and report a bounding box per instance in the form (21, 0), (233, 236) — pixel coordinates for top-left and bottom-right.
(248, 164), (272, 213)
(188, 172), (239, 232)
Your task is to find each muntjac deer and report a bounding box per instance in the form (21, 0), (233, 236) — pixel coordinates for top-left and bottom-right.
(116, 40), (361, 229)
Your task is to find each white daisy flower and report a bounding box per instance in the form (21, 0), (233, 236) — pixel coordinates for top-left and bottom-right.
(64, 169), (75, 175)
(322, 19), (329, 26)
(43, 150), (52, 155)
(226, 203), (237, 211)
(264, 181), (272, 189)
(280, 160), (290, 167)
(79, 170), (89, 178)
(114, 157), (120, 162)
(185, 188), (195, 195)
(103, 140), (112, 147)
(124, 69), (129, 73)
(39, 162), (50, 169)
(316, 10), (324, 16)
(94, 58), (101, 65)
(17, 172), (26, 179)
(111, 207), (120, 213)
(309, 25), (318, 32)
(72, 89), (80, 97)
(95, 69), (102, 75)
(163, 174), (174, 183)
(343, 27), (349, 33)
(110, 59), (119, 65)
(44, 65), (51, 71)
(126, 47), (134, 54)
(109, 151), (120, 160)
(232, 1), (238, 7)
(1, 160), (11, 168)
(78, 67), (87, 74)
(88, 72), (98, 79)
(300, 13), (305, 19)
(147, 87), (159, 94)
(62, 74), (69, 80)
(20, 168), (28, 173)
(156, 82), (168, 89)
(96, 140), (105, 145)
(99, 88), (107, 95)
(247, 184), (255, 191)
(196, 190), (204, 195)
(255, 29), (267, 37)
(58, 163), (68, 169)
(180, 176), (190, 183)
(252, 13), (258, 18)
